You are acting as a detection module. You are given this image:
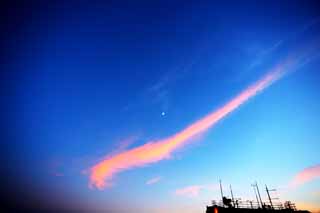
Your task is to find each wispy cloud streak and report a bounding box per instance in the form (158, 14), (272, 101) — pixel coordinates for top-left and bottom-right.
(175, 185), (203, 197)
(89, 57), (298, 189)
(175, 184), (218, 197)
(290, 164), (320, 187)
(146, 176), (162, 185)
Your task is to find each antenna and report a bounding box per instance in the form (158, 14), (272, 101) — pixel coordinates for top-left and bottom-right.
(230, 184), (235, 207)
(255, 182), (263, 208)
(219, 179), (224, 205)
(265, 185), (274, 209)
(251, 184), (260, 208)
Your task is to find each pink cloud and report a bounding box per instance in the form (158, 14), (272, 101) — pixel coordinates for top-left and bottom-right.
(146, 176), (162, 185)
(290, 164), (320, 187)
(174, 184), (219, 198)
(175, 185), (204, 197)
(89, 57), (298, 189)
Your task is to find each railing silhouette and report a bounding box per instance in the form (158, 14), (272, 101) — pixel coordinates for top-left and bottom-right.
(212, 200), (286, 210)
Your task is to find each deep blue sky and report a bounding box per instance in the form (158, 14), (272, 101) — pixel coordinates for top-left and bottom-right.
(2, 1), (320, 212)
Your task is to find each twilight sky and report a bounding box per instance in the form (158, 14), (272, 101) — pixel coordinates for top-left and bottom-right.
(2, 1), (320, 212)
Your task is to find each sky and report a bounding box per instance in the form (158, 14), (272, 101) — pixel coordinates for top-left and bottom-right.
(1, 1), (320, 212)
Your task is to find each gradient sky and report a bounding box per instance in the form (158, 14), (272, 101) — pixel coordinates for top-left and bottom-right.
(2, 1), (320, 212)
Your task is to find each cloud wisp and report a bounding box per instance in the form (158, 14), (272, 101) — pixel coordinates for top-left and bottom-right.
(175, 185), (204, 197)
(290, 164), (320, 187)
(146, 176), (162, 185)
(89, 56), (300, 189)
(175, 184), (219, 198)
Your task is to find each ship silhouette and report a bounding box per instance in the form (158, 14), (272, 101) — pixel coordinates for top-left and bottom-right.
(206, 181), (310, 213)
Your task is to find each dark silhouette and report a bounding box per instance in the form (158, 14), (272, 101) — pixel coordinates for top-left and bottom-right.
(223, 197), (233, 208)
(206, 182), (310, 213)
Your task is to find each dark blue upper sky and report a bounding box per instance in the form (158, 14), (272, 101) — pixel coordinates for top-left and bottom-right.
(2, 1), (320, 212)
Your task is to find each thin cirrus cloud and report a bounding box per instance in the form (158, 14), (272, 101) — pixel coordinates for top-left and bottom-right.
(175, 184), (218, 198)
(146, 176), (162, 185)
(89, 57), (297, 190)
(290, 164), (320, 187)
(175, 185), (204, 197)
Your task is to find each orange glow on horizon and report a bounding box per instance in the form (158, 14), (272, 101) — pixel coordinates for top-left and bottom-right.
(89, 59), (295, 189)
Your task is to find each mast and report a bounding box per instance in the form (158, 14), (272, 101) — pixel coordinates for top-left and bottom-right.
(265, 185), (275, 209)
(219, 179), (224, 206)
(252, 184), (260, 208)
(230, 184), (235, 207)
(255, 182), (263, 208)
